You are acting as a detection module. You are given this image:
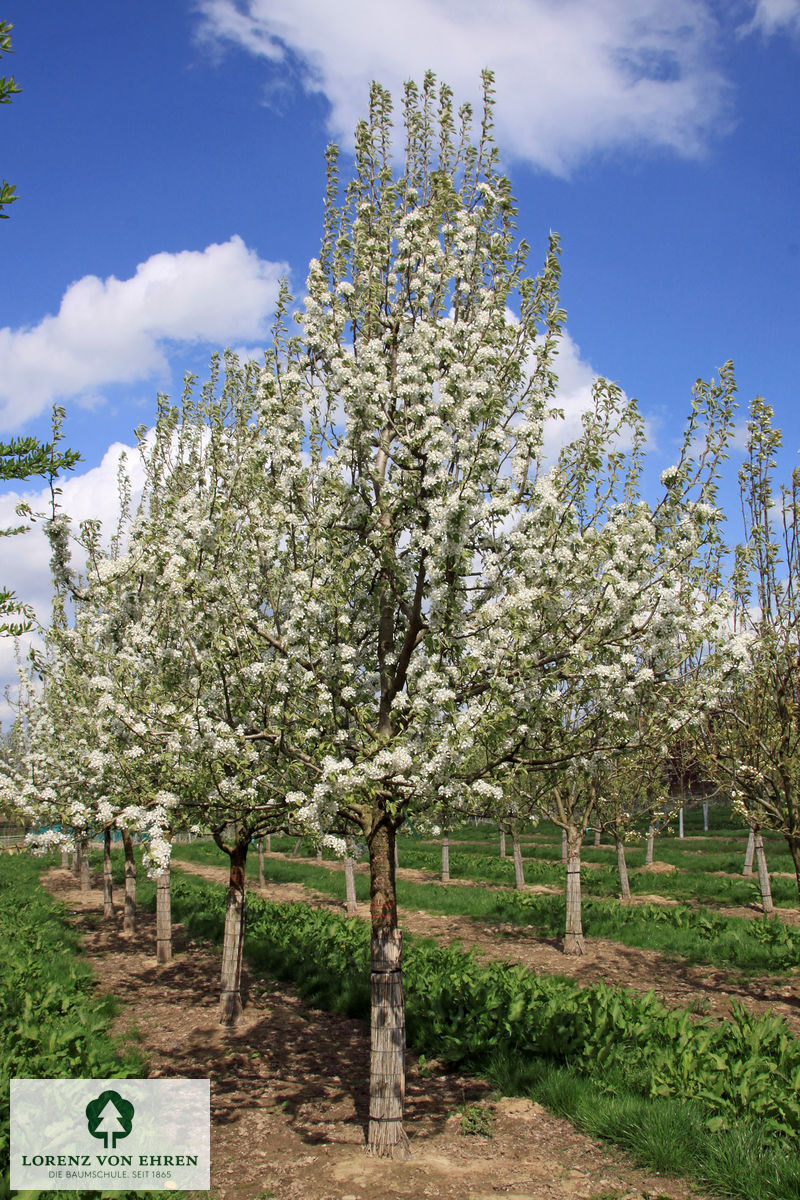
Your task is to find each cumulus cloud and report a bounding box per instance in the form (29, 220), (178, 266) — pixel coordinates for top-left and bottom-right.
(747, 0), (800, 35)
(0, 237), (287, 431)
(195, 0), (734, 174)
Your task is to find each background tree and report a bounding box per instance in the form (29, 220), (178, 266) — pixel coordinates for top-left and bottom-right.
(700, 396), (800, 899)
(0, 407), (81, 634)
(0, 19), (20, 217)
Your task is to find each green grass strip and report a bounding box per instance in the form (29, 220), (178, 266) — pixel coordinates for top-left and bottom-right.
(173, 842), (800, 973)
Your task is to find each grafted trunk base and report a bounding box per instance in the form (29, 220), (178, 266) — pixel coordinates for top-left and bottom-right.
(563, 932), (586, 956)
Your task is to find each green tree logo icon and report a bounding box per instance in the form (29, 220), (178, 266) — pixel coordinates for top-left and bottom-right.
(86, 1090), (134, 1149)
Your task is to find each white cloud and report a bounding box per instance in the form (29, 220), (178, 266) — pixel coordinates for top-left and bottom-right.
(196, 0), (734, 174)
(746, 0), (800, 35)
(0, 237), (287, 431)
(0, 442), (146, 725)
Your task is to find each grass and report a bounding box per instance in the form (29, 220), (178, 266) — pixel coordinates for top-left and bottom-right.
(172, 839), (800, 974)
(484, 1054), (800, 1200)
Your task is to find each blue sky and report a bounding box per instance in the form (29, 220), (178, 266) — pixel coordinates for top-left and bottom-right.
(1, 0), (799, 705)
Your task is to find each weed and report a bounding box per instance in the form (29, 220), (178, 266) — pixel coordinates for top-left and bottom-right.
(457, 1095), (494, 1137)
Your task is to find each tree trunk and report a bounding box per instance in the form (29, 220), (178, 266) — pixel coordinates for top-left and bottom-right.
(317, 847), (323, 862)
(564, 825), (584, 955)
(678, 805), (684, 839)
(513, 825), (525, 892)
(754, 831), (775, 917)
(367, 814), (408, 1158)
(499, 826), (506, 858)
(156, 868), (172, 964)
(265, 833), (271, 854)
(702, 801), (709, 833)
(292, 837), (303, 856)
(645, 823), (655, 866)
(593, 828), (601, 847)
(102, 828), (115, 919)
(787, 835), (800, 902)
(122, 829), (136, 934)
(345, 857), (358, 916)
(72, 841), (81, 879)
(441, 837), (450, 883)
(743, 827), (755, 877)
(219, 839), (248, 1026)
(258, 838), (265, 887)
(79, 839), (90, 893)
(616, 833), (631, 902)
(561, 828), (568, 863)
(60, 849), (69, 869)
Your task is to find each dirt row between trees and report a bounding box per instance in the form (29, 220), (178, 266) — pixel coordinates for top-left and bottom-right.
(177, 854), (800, 1037)
(43, 867), (711, 1200)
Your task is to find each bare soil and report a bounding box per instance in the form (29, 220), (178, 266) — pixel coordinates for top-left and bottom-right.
(42, 866), (725, 1200)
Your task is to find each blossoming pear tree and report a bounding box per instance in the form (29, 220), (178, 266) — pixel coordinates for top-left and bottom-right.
(700, 397), (800, 899)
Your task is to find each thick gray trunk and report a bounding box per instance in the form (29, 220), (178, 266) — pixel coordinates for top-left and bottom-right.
(616, 835), (631, 901)
(219, 843), (248, 1026)
(122, 829), (136, 935)
(60, 849), (69, 869)
(645, 824), (655, 866)
(292, 837), (303, 856)
(499, 827), (506, 858)
(593, 828), (601, 847)
(72, 842), (81, 879)
(754, 832), (775, 916)
(678, 805), (684, 839)
(441, 837), (450, 883)
(512, 830), (525, 889)
(564, 827), (584, 955)
(367, 817), (408, 1158)
(345, 857), (357, 916)
(743, 827), (755, 877)
(561, 828), (568, 863)
(703, 801), (709, 832)
(156, 868), (172, 964)
(103, 828), (115, 919)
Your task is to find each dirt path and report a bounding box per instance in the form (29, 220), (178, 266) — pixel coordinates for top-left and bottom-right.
(175, 858), (800, 1037)
(43, 867), (715, 1200)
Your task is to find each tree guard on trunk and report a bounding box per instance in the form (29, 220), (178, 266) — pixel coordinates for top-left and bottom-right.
(219, 842), (248, 1026)
(102, 828), (115, 919)
(754, 832), (775, 917)
(366, 815), (409, 1158)
(563, 827), (584, 955)
(122, 829), (136, 934)
(345, 858), (358, 916)
(156, 868), (172, 964)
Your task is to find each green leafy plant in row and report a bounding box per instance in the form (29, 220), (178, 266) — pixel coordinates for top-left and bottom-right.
(161, 874), (800, 1145)
(0, 854), (145, 1200)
